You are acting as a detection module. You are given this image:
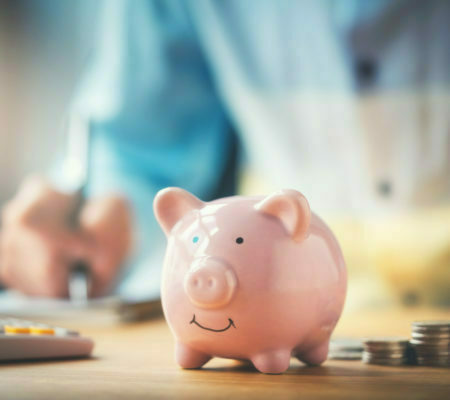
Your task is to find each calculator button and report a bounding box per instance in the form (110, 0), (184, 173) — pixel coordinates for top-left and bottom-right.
(30, 326), (55, 335)
(54, 327), (80, 337)
(4, 325), (31, 334)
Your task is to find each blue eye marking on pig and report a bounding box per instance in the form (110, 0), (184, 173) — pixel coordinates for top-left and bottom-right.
(236, 237), (244, 244)
(193, 236), (199, 243)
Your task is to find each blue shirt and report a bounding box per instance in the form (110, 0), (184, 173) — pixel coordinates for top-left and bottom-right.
(72, 0), (450, 300)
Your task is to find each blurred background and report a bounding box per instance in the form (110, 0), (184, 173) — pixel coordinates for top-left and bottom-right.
(0, 0), (449, 315)
(0, 0), (98, 201)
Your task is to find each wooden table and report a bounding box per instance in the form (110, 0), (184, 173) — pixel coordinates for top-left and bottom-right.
(1, 307), (449, 400)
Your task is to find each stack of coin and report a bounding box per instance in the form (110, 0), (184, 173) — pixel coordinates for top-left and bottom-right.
(328, 338), (363, 360)
(362, 337), (410, 366)
(410, 321), (450, 367)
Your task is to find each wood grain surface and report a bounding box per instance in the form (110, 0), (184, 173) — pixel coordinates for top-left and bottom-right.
(1, 306), (449, 400)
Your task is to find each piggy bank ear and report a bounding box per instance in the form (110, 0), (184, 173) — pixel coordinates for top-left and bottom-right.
(153, 187), (204, 235)
(255, 189), (311, 242)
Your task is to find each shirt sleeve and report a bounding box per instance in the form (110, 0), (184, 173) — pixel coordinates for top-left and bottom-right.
(69, 0), (234, 300)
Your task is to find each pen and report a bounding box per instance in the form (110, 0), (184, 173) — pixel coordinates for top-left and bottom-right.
(66, 112), (92, 304)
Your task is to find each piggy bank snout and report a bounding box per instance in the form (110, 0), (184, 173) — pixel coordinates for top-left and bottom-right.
(184, 258), (237, 309)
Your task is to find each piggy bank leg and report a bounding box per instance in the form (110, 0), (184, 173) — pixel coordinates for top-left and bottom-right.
(175, 342), (211, 369)
(297, 341), (329, 366)
(251, 349), (291, 374)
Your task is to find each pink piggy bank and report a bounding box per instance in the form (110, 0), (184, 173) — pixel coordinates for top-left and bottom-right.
(154, 187), (347, 374)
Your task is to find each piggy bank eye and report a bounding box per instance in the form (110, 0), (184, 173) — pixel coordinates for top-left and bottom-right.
(235, 237), (244, 244)
(192, 236), (199, 244)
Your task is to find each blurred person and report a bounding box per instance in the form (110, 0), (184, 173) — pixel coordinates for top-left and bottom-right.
(0, 0), (449, 303)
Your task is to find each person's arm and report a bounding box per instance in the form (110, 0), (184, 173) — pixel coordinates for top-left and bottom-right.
(69, 0), (235, 300)
(0, 1), (235, 300)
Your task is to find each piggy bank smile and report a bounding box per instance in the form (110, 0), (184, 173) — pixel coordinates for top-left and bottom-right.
(190, 314), (236, 332)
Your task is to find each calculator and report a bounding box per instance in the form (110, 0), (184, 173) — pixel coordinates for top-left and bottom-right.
(0, 317), (94, 362)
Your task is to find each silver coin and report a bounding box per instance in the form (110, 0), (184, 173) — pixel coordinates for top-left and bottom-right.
(410, 338), (449, 345)
(364, 341), (409, 347)
(363, 337), (409, 344)
(412, 330), (450, 337)
(412, 343), (450, 349)
(412, 321), (450, 328)
(363, 352), (408, 359)
(363, 342), (409, 352)
(414, 353), (450, 360)
(329, 338), (364, 352)
(414, 350), (450, 358)
(368, 348), (407, 353)
(414, 354), (449, 360)
(413, 330), (450, 335)
(364, 342), (409, 348)
(363, 361), (408, 366)
(412, 329), (450, 337)
(411, 347), (450, 354)
(412, 342), (450, 350)
(410, 335), (450, 344)
(362, 351), (408, 360)
(362, 357), (407, 366)
(365, 352), (407, 359)
(328, 351), (362, 360)
(416, 354), (450, 359)
(411, 342), (449, 351)
(411, 339), (450, 346)
(412, 326), (450, 334)
(363, 345), (409, 354)
(416, 358), (450, 367)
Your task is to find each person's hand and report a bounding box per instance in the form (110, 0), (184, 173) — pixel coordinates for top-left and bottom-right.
(0, 176), (132, 297)
(79, 193), (132, 296)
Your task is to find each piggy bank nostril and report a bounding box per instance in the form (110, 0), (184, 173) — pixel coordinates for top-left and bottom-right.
(207, 278), (215, 288)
